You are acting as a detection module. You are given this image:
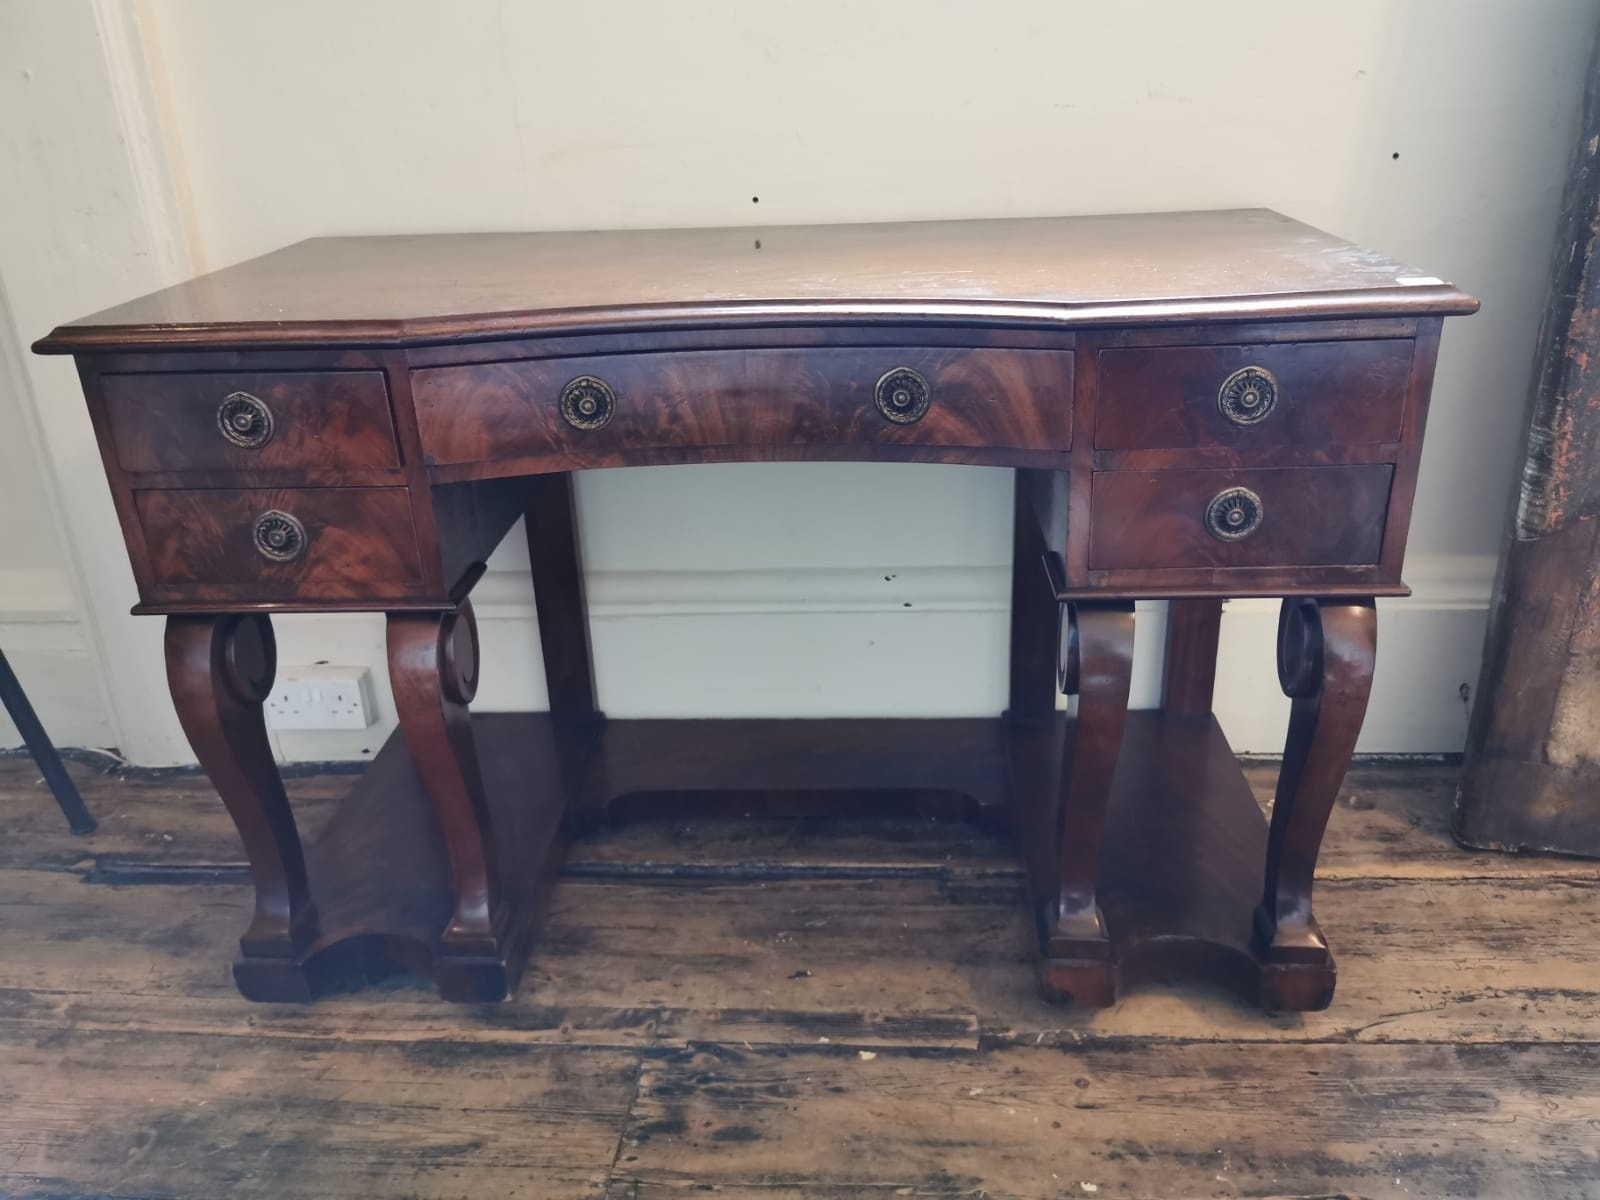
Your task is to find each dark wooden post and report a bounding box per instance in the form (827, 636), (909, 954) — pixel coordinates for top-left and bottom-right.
(1456, 21), (1600, 857)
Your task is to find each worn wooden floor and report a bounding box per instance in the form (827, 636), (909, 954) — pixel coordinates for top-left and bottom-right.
(1, 753), (1598, 1199)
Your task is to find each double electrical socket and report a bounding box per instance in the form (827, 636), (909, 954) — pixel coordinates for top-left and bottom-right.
(264, 665), (376, 731)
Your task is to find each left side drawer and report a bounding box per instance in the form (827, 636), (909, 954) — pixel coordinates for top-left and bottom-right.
(134, 487), (423, 600)
(103, 371), (400, 474)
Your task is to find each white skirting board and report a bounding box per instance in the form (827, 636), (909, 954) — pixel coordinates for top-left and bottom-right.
(258, 550), (1492, 764)
(0, 556), (1493, 763)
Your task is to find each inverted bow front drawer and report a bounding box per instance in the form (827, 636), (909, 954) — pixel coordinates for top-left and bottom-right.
(1095, 339), (1415, 450)
(102, 370), (400, 474)
(411, 346), (1075, 468)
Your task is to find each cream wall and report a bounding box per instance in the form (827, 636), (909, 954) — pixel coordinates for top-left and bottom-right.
(0, 286), (114, 751)
(1, 0), (190, 757)
(0, 321), (62, 576)
(1, 0), (1594, 762)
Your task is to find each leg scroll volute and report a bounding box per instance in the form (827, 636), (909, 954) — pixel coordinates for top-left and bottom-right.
(165, 614), (317, 994)
(1255, 597), (1377, 1006)
(387, 600), (508, 973)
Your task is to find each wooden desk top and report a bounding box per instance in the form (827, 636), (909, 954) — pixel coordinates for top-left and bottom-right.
(36, 209), (1476, 353)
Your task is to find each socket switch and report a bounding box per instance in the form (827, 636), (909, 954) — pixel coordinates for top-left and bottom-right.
(264, 665), (376, 731)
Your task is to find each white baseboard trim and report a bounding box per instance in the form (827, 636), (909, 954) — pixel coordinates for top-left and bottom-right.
(1218, 554), (1497, 615)
(470, 561), (1011, 619)
(464, 552), (1496, 753)
(129, 553), (1500, 764)
(472, 553), (1497, 622)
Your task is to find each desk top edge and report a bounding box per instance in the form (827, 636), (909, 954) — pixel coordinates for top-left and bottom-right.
(34, 209), (1479, 355)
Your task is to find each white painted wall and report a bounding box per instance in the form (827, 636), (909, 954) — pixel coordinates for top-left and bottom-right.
(0, 288), (114, 751)
(1, 0), (1593, 761)
(1, 0), (193, 759)
(0, 325), (63, 577)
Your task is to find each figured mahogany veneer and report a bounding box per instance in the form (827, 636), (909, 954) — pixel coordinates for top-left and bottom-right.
(103, 369), (400, 475)
(36, 210), (1477, 1013)
(1095, 338), (1414, 450)
(1088, 465), (1394, 571)
(135, 487), (425, 601)
(412, 345), (1074, 473)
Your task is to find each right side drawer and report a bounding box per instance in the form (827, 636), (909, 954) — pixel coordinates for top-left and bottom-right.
(102, 370), (401, 474)
(1095, 339), (1415, 450)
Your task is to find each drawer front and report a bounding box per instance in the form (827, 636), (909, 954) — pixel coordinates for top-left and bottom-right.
(1089, 466), (1393, 570)
(412, 346), (1074, 466)
(1095, 340), (1413, 450)
(135, 487), (423, 598)
(103, 371), (400, 473)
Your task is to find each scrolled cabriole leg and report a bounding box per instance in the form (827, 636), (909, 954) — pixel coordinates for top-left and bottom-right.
(386, 599), (511, 1000)
(1255, 596), (1378, 1012)
(164, 613), (318, 1001)
(1038, 599), (1135, 1007)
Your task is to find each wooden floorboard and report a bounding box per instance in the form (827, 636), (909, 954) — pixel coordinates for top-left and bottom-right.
(1, 752), (1598, 1198)
(615, 1041), (1600, 1199)
(1, 1025), (637, 1200)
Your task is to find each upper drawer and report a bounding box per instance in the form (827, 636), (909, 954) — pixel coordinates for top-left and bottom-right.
(102, 371), (400, 474)
(412, 346), (1074, 467)
(1095, 340), (1414, 450)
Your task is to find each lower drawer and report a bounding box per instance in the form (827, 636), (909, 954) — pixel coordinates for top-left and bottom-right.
(135, 487), (423, 599)
(1088, 466), (1393, 570)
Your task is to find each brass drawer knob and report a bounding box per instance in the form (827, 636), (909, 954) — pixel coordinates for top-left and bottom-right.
(874, 367), (931, 424)
(560, 375), (616, 430)
(1205, 486), (1264, 542)
(1217, 366), (1278, 426)
(253, 510), (307, 562)
(217, 391), (275, 448)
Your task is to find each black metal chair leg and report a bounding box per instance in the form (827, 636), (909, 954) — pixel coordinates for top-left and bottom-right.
(0, 648), (95, 834)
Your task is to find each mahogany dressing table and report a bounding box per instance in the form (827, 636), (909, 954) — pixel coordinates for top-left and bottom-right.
(35, 210), (1477, 1011)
